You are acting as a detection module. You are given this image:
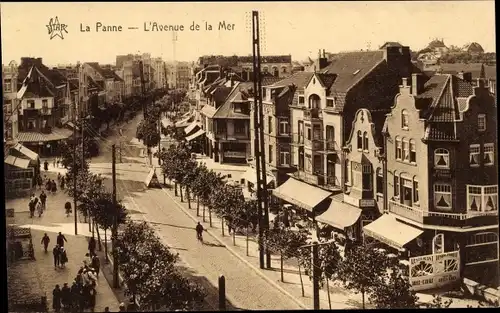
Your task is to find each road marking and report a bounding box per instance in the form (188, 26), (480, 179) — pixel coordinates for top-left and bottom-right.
(160, 188), (309, 310)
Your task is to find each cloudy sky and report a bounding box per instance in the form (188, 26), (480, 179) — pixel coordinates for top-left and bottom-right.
(1, 1), (495, 66)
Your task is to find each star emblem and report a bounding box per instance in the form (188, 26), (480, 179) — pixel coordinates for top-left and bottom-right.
(46, 17), (68, 40)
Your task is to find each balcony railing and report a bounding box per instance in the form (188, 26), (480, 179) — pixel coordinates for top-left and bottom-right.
(317, 140), (338, 153)
(388, 200), (499, 223)
(304, 108), (320, 120)
(304, 137), (323, 150)
(292, 170), (320, 186)
(317, 174), (342, 191)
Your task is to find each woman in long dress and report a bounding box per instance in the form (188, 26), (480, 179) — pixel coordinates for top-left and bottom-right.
(36, 200), (43, 217)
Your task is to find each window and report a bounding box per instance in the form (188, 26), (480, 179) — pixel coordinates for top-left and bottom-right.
(395, 137), (402, 160)
(262, 88), (267, 99)
(469, 144), (480, 167)
(42, 99), (48, 107)
(307, 128), (311, 140)
(269, 145), (273, 163)
(484, 143), (494, 166)
(376, 168), (383, 194)
(352, 163), (362, 189)
(434, 184), (452, 211)
(467, 185), (498, 212)
(263, 67), (269, 74)
(268, 116), (273, 134)
(4, 100), (12, 114)
(279, 119), (289, 135)
(282, 67), (287, 74)
(234, 120), (245, 134)
(27, 119), (35, 130)
(27, 100), (35, 109)
(394, 175), (400, 197)
(326, 99), (334, 107)
(478, 114), (486, 132)
(279, 146), (290, 166)
(406, 139), (416, 163)
(413, 180), (419, 204)
(216, 121), (227, 134)
(298, 96), (305, 105)
(401, 109), (409, 129)
(357, 131), (362, 150)
(363, 132), (369, 151)
(362, 165), (372, 191)
(402, 139), (410, 161)
(4, 78), (12, 92)
(434, 149), (450, 169)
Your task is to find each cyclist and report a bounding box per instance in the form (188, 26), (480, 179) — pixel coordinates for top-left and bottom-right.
(196, 222), (204, 242)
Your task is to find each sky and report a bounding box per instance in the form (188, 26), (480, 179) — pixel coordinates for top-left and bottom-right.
(1, 1), (496, 66)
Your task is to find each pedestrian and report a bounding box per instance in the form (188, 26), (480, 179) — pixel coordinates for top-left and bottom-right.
(56, 158), (60, 168)
(29, 200), (35, 218)
(53, 158), (56, 168)
(70, 281), (81, 311)
(44, 160), (49, 171)
(39, 190), (47, 211)
(57, 172), (62, 182)
(60, 246), (68, 268)
(65, 202), (72, 217)
(51, 180), (57, 194)
(88, 285), (96, 311)
(41, 233), (50, 252)
(46, 179), (51, 191)
(88, 237), (96, 257)
(61, 283), (71, 310)
(52, 284), (62, 313)
(53, 244), (60, 269)
(37, 175), (43, 189)
(57, 232), (67, 247)
(119, 303), (126, 312)
(30, 193), (36, 203)
(36, 201), (43, 217)
(91, 254), (100, 278)
(60, 176), (65, 190)
(104, 307), (110, 312)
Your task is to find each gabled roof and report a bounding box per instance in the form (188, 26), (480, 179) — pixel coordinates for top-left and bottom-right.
(312, 73), (337, 90)
(319, 50), (385, 93)
(379, 42), (403, 49)
(17, 66), (55, 99)
(86, 62), (110, 79)
(268, 72), (315, 91)
(213, 82), (253, 119)
(463, 42), (484, 53)
(427, 39), (447, 49)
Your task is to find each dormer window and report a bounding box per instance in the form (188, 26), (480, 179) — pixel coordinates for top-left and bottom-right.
(234, 103), (242, 113)
(326, 99), (334, 107)
(298, 95), (305, 105)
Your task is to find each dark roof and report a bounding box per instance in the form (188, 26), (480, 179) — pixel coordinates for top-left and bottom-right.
(315, 73), (337, 90)
(463, 42), (484, 53)
(417, 73), (474, 123)
(213, 82), (254, 119)
(19, 66), (55, 98)
(427, 39), (447, 49)
(87, 75), (103, 91)
(237, 55), (292, 64)
(268, 72), (315, 91)
(261, 76), (283, 86)
(318, 50), (385, 98)
(439, 63), (496, 80)
(380, 42), (403, 49)
(86, 62), (110, 79)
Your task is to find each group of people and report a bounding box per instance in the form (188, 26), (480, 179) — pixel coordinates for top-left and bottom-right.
(43, 158), (65, 172)
(29, 191), (47, 218)
(45, 232), (69, 269)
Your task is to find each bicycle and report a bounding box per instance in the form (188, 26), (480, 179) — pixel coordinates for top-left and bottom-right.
(196, 232), (204, 243)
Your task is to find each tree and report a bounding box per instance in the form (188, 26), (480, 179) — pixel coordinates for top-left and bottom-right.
(116, 220), (205, 311)
(424, 294), (453, 308)
(59, 140), (90, 176)
(189, 164), (210, 216)
(160, 142), (194, 201)
(208, 181), (241, 230)
(136, 118), (161, 162)
(181, 159), (199, 209)
(337, 244), (391, 309)
(232, 199), (259, 255)
(265, 225), (309, 282)
(369, 261), (418, 309)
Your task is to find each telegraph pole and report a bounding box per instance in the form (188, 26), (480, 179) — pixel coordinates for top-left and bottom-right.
(73, 107), (78, 236)
(112, 144), (119, 288)
(82, 117), (91, 233)
(252, 10), (265, 270)
(312, 241), (320, 310)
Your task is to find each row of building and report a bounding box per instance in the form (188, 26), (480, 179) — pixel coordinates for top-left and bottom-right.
(183, 45), (498, 291)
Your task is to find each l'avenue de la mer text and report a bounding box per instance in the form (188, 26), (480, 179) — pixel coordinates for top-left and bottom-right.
(80, 21), (235, 32)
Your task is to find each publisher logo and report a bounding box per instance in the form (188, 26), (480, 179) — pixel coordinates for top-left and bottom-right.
(46, 16), (68, 40)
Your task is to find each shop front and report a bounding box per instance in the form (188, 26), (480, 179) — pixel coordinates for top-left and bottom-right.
(16, 129), (73, 158)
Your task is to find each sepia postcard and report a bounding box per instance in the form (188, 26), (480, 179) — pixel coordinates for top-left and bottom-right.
(2, 1), (498, 311)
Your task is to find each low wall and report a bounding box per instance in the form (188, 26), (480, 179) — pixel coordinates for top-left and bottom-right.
(463, 278), (500, 306)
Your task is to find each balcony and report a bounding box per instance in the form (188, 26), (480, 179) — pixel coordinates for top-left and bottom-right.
(291, 133), (304, 146)
(318, 140), (338, 154)
(304, 108), (320, 121)
(388, 200), (499, 227)
(292, 170), (320, 186)
(317, 174), (342, 192)
(304, 137), (323, 150)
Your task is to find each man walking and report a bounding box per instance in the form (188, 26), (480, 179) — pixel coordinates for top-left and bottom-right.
(61, 283), (71, 310)
(29, 200), (35, 218)
(52, 284), (62, 313)
(39, 190), (47, 211)
(53, 244), (60, 269)
(57, 232), (67, 247)
(88, 237), (96, 257)
(91, 254), (100, 278)
(41, 233), (50, 252)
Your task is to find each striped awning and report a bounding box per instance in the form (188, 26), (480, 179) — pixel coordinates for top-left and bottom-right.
(12, 143), (39, 160)
(186, 129), (206, 142)
(5, 155), (30, 169)
(17, 128), (73, 143)
(184, 121), (201, 134)
(363, 214), (423, 250)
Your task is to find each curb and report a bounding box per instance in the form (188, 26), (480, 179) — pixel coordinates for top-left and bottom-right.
(160, 187), (309, 310)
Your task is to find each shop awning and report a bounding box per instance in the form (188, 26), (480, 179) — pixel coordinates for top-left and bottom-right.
(184, 121), (201, 134)
(363, 214), (423, 250)
(5, 155), (30, 169)
(272, 177), (332, 212)
(175, 115), (193, 127)
(12, 143), (39, 160)
(316, 200), (362, 229)
(17, 128), (73, 143)
(242, 167), (275, 186)
(186, 129), (206, 142)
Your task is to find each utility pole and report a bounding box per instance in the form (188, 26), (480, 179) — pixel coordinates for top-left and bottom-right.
(73, 105), (78, 236)
(112, 144), (119, 289)
(252, 10), (265, 270)
(82, 116), (91, 233)
(312, 241), (320, 310)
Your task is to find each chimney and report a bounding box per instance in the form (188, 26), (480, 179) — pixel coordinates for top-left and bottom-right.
(230, 74), (234, 87)
(322, 49), (326, 58)
(459, 71), (472, 83)
(318, 48), (328, 70)
(411, 73), (424, 96)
